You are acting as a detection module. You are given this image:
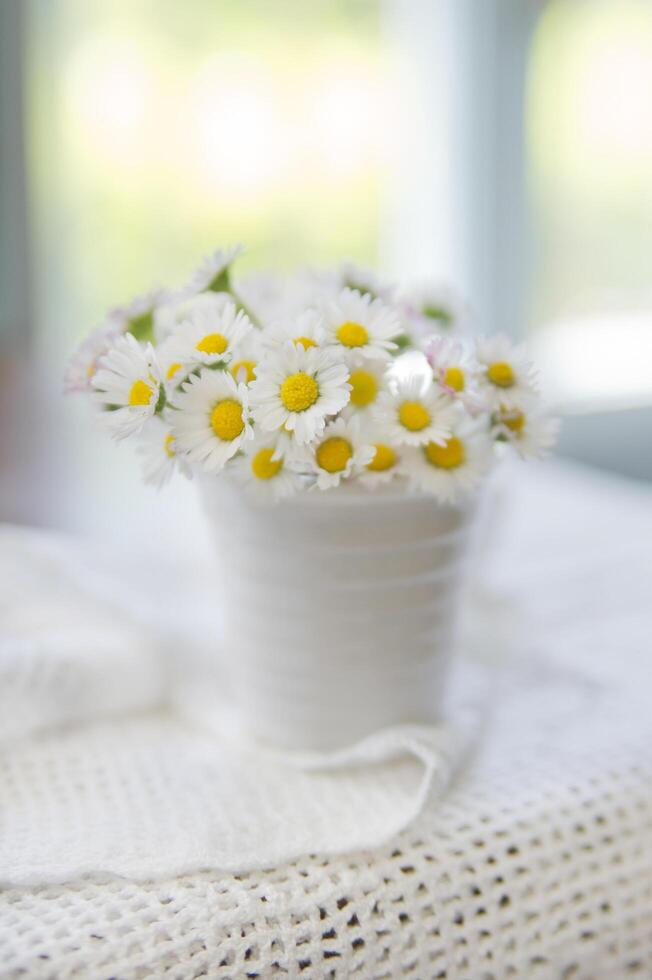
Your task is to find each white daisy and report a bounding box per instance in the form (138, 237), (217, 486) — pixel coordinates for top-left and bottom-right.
(374, 374), (457, 447)
(322, 288), (401, 362)
(136, 416), (191, 489)
(163, 297), (253, 370)
(92, 334), (163, 440)
(358, 428), (403, 488)
(299, 416), (374, 490)
(229, 332), (262, 385)
(476, 334), (538, 411)
(337, 261), (396, 302)
(264, 309), (326, 352)
(394, 283), (468, 353)
(153, 289), (233, 345)
(234, 271), (286, 325)
(230, 433), (304, 503)
(342, 359), (388, 415)
(269, 419), (312, 465)
(404, 283), (466, 332)
(299, 262), (395, 305)
(402, 425), (493, 504)
(154, 334), (195, 394)
(66, 288), (174, 393)
(235, 270), (319, 326)
(64, 317), (122, 393)
(108, 288), (173, 344)
(170, 369), (253, 473)
(249, 342), (350, 445)
(185, 244), (245, 294)
(493, 407), (559, 460)
(426, 336), (484, 411)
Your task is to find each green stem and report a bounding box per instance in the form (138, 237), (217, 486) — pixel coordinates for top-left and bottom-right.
(229, 287), (262, 329)
(128, 310), (155, 344)
(155, 384), (167, 414)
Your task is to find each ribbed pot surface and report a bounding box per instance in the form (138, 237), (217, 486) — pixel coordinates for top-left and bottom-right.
(202, 478), (475, 750)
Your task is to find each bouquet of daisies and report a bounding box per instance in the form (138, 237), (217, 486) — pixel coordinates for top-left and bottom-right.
(66, 246), (558, 503)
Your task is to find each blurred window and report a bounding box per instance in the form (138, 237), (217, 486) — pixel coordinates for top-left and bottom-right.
(21, 0), (393, 535)
(527, 0), (652, 411)
(7, 0), (652, 530)
(26, 0), (386, 363)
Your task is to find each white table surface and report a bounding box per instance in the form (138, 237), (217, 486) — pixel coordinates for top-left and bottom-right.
(1, 460), (651, 980)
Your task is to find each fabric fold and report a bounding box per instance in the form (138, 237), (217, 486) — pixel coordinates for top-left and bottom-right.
(0, 522), (482, 887)
(0, 709), (480, 887)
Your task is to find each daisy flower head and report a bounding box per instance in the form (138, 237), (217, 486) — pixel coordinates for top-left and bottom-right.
(230, 433), (304, 503)
(300, 415), (375, 491)
(264, 309), (326, 352)
(493, 407), (559, 460)
(271, 418), (312, 464)
(170, 369), (253, 474)
(408, 283), (465, 330)
(299, 262), (394, 305)
(108, 288), (173, 345)
(374, 374), (457, 447)
(155, 334), (195, 393)
(358, 426), (403, 489)
(92, 333), (163, 440)
(235, 270), (286, 325)
(64, 317), (122, 393)
(229, 332), (262, 386)
(337, 261), (396, 303)
(163, 297), (253, 371)
(477, 334), (538, 411)
(136, 416), (191, 489)
(342, 358), (388, 415)
(426, 336), (483, 410)
(403, 423), (493, 504)
(237, 269), (324, 325)
(322, 288), (401, 362)
(154, 289), (232, 345)
(185, 244), (245, 295)
(249, 342), (350, 444)
(396, 283), (468, 352)
(66, 287), (172, 393)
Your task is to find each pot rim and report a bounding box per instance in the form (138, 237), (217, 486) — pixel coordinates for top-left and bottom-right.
(201, 474), (478, 513)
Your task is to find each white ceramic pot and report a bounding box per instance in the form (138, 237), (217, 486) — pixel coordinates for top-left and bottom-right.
(202, 479), (476, 751)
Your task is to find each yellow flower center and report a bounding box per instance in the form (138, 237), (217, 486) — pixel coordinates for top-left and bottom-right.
(164, 433), (176, 458)
(316, 437), (352, 473)
(487, 361), (515, 387)
(251, 447), (283, 480)
(368, 443), (396, 472)
(196, 332), (228, 356)
(502, 409), (525, 433)
(210, 399), (245, 441)
(399, 401), (430, 431)
(293, 336), (317, 349)
(336, 321), (369, 348)
(443, 366), (465, 392)
(349, 369), (378, 407)
(424, 436), (465, 469)
(231, 359), (256, 383)
(280, 372), (319, 412)
(128, 379), (153, 406)
(166, 362), (182, 380)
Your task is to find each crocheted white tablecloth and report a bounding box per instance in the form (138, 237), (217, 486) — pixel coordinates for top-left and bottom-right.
(2, 461), (652, 979)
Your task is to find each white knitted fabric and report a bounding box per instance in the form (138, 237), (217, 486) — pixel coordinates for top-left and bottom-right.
(0, 526), (168, 745)
(0, 525), (481, 887)
(2, 461), (652, 979)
